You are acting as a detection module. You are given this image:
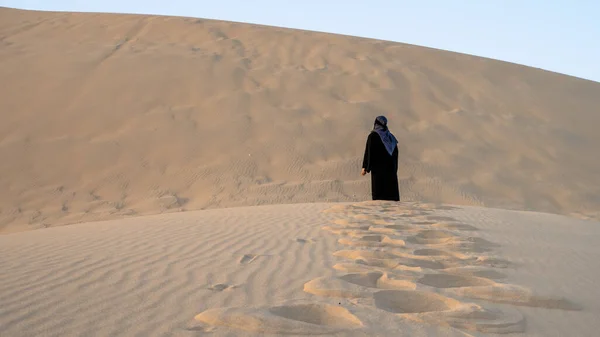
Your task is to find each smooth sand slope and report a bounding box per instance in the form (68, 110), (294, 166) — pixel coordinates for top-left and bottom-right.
(1, 201), (598, 336)
(1, 7), (600, 233)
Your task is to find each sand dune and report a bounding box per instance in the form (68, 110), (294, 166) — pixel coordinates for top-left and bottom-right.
(1, 7), (600, 233)
(2, 6), (599, 337)
(1, 201), (598, 336)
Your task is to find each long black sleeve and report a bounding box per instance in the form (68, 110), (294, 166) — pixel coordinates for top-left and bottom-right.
(393, 146), (398, 173)
(362, 133), (372, 173)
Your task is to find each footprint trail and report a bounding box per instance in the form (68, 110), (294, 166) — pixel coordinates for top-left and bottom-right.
(194, 201), (582, 335)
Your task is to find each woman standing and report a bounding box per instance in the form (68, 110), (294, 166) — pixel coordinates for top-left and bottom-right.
(361, 116), (400, 201)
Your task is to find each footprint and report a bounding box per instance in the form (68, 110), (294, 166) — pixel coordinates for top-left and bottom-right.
(384, 224), (417, 231)
(358, 258), (411, 270)
(333, 261), (423, 274)
(268, 303), (363, 327)
(339, 272), (414, 290)
(406, 230), (459, 245)
(466, 237), (499, 247)
(195, 302), (363, 334)
(337, 235), (405, 248)
(435, 241), (497, 254)
(333, 250), (398, 261)
(446, 285), (583, 311)
(372, 289), (525, 334)
(351, 214), (395, 222)
(331, 219), (366, 227)
(304, 272), (416, 298)
(413, 248), (469, 259)
(333, 262), (384, 273)
(373, 289), (460, 314)
(417, 273), (496, 288)
(395, 211), (428, 218)
(416, 230), (456, 239)
(349, 235), (385, 242)
(239, 254), (258, 264)
(441, 266), (507, 280)
(321, 225), (371, 236)
(366, 226), (398, 234)
(367, 225), (420, 235)
(407, 232), (495, 254)
(208, 283), (235, 291)
(445, 308), (526, 335)
(474, 256), (512, 268)
(433, 223), (479, 231)
(396, 258), (452, 270)
(333, 250), (448, 270)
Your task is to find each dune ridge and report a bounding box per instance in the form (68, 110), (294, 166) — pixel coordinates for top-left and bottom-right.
(1, 7), (600, 233)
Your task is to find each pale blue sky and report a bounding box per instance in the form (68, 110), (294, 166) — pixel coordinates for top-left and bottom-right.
(3, 1), (599, 82)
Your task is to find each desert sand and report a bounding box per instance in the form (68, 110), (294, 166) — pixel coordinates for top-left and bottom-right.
(1, 201), (599, 336)
(1, 6), (600, 337)
(1, 7), (600, 233)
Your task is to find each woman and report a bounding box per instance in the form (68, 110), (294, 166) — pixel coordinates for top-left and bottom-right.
(361, 116), (400, 201)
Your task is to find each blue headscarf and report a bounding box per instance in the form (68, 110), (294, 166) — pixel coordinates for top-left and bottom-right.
(373, 116), (397, 156)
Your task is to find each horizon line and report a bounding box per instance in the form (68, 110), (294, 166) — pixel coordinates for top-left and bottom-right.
(3, 5), (599, 84)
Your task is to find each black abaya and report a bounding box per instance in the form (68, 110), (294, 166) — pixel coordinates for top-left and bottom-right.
(362, 131), (400, 201)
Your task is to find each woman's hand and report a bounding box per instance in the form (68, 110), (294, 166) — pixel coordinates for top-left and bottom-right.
(361, 168), (367, 176)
